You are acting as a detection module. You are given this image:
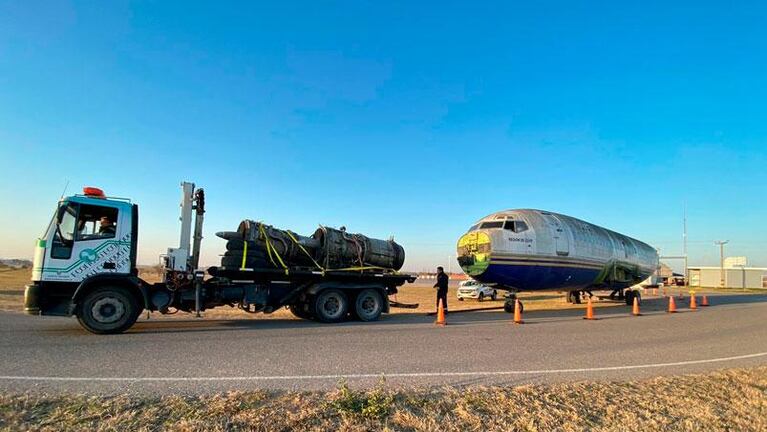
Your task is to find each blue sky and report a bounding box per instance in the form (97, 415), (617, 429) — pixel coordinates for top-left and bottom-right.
(1, 1), (765, 271)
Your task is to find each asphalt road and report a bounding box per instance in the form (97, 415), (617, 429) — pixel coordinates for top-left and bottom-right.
(1, 293), (766, 395)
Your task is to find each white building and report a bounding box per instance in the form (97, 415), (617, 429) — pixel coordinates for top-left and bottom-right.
(689, 266), (767, 289)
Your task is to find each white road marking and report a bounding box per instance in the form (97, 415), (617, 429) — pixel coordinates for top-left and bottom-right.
(1, 352), (766, 382)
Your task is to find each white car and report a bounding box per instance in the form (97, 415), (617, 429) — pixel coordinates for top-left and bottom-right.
(457, 279), (498, 302)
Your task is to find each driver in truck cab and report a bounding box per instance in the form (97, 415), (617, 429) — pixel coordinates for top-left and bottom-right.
(98, 216), (116, 236)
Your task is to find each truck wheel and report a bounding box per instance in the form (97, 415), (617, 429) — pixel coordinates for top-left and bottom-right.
(354, 289), (384, 322)
(288, 303), (312, 320)
(314, 289), (349, 323)
(76, 286), (141, 334)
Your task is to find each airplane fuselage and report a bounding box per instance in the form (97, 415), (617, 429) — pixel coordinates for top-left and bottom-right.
(457, 209), (658, 292)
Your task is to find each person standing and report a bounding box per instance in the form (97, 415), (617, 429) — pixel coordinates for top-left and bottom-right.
(434, 266), (449, 313)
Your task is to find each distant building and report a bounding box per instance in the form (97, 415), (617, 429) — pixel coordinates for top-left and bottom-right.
(689, 266), (767, 289)
(723, 256), (748, 268)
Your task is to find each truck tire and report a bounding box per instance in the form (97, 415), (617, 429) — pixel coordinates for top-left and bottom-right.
(223, 250), (267, 258)
(353, 289), (384, 322)
(288, 303), (313, 320)
(313, 289), (348, 323)
(76, 286), (141, 334)
(225, 239), (259, 251)
(221, 256), (270, 268)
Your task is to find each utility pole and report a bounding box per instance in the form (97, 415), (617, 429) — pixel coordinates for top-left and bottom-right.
(714, 240), (729, 288)
(683, 204), (688, 285)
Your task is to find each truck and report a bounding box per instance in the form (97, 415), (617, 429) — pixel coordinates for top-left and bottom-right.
(24, 182), (416, 334)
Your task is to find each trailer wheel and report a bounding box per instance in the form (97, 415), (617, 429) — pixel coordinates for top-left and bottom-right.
(354, 289), (384, 322)
(76, 286), (141, 334)
(314, 289), (349, 323)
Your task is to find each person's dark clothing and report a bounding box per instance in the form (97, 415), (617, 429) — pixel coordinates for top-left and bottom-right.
(99, 225), (116, 236)
(434, 272), (449, 312)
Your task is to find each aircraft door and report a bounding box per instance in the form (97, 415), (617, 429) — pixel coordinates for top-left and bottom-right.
(541, 213), (570, 256)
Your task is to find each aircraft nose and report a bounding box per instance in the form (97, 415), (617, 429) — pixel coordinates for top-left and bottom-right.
(456, 231), (492, 277)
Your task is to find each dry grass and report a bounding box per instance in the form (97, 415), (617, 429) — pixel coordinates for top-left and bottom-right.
(0, 268), (28, 311)
(1, 367), (765, 431)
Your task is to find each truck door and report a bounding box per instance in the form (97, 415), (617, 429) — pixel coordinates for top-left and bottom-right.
(540, 213), (570, 256)
(42, 201), (130, 282)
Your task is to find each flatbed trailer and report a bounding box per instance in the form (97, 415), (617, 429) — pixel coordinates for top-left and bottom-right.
(24, 182), (417, 334)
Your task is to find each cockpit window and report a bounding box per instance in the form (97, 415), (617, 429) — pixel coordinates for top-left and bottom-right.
(480, 221), (504, 229)
(504, 220), (529, 233)
(467, 224), (479, 232)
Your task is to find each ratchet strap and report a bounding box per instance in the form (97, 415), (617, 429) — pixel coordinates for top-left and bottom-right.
(259, 223), (289, 275)
(240, 240), (248, 270)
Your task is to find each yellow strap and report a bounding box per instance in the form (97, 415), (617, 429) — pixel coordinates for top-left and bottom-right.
(240, 240), (248, 270)
(259, 223), (289, 275)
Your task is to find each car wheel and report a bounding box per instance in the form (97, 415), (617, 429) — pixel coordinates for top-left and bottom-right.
(491, 290), (497, 301)
(478, 292), (485, 302)
(458, 297), (464, 301)
(76, 286), (141, 334)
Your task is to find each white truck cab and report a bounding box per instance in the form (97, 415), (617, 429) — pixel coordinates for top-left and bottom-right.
(25, 187), (140, 318)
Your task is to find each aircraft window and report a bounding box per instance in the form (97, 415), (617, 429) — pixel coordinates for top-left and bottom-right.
(480, 221), (504, 229)
(504, 220), (529, 233)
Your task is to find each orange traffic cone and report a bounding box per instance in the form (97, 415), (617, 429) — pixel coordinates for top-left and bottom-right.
(513, 299), (523, 324)
(632, 296), (641, 316)
(668, 296), (677, 313)
(584, 297), (598, 320)
(701, 295), (709, 307)
(435, 299), (446, 326)
(690, 294), (697, 311)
